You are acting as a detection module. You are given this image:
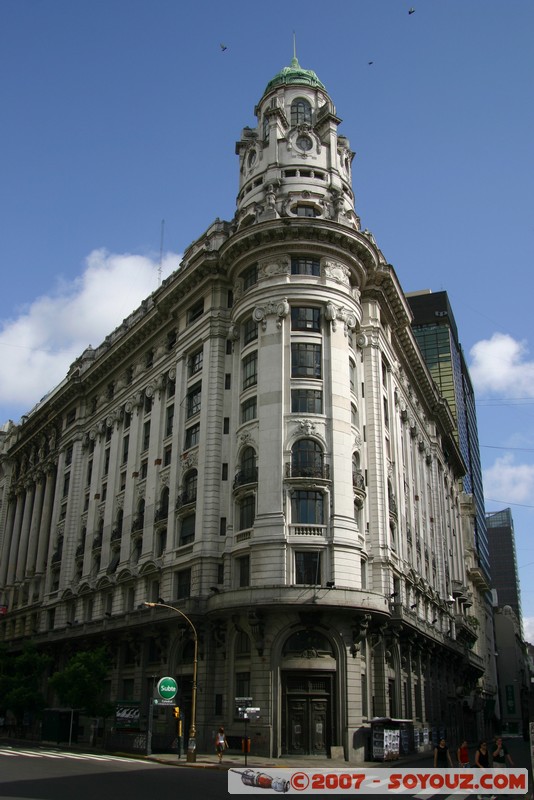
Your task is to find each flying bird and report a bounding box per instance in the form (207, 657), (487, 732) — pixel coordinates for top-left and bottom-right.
(408, 7), (415, 13)
(220, 43), (228, 51)
(368, 61), (374, 65)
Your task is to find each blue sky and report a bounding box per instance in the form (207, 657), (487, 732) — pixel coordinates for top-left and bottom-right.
(1, 0), (534, 633)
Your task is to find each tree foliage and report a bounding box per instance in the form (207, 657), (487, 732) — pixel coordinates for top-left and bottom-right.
(48, 646), (113, 717)
(0, 642), (52, 719)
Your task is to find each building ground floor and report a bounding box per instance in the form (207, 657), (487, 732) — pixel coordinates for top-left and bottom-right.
(21, 597), (495, 762)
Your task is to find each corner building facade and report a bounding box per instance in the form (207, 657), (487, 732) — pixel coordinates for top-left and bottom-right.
(0, 59), (488, 759)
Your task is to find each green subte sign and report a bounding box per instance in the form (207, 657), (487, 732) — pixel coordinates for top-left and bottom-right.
(157, 676), (178, 700)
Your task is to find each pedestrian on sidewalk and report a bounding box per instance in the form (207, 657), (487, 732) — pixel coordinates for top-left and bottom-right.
(215, 726), (228, 763)
(434, 738), (453, 768)
(475, 740), (496, 800)
(457, 739), (470, 767)
(492, 737), (514, 767)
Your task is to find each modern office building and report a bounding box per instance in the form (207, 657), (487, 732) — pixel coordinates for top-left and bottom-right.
(0, 57), (489, 759)
(486, 508), (523, 635)
(407, 290), (498, 727)
(407, 291), (491, 586)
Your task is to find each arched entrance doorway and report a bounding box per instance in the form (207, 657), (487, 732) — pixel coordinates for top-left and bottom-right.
(280, 629), (337, 756)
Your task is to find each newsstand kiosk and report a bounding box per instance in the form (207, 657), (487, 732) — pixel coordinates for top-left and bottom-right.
(371, 718), (413, 761)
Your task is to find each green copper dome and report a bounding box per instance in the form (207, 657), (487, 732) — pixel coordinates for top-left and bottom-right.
(263, 57), (326, 94)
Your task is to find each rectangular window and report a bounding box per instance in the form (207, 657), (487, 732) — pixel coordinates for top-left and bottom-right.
(291, 256), (320, 276)
(291, 307), (321, 331)
(239, 495), (256, 531)
(243, 318), (258, 345)
(167, 378), (175, 398)
(65, 445), (73, 466)
(142, 421), (151, 451)
(242, 264), (258, 290)
(291, 389), (323, 414)
(167, 328), (177, 351)
(166, 404), (175, 436)
(103, 448), (111, 476)
(179, 514), (196, 546)
(222, 463), (228, 481)
(175, 568), (191, 599)
(225, 373), (232, 389)
(189, 348), (203, 376)
(65, 408), (76, 426)
(120, 471), (127, 491)
(124, 410), (131, 429)
(226, 339), (233, 355)
(220, 517), (227, 537)
(291, 343), (321, 378)
(101, 483), (107, 502)
(186, 383), (202, 418)
(140, 460), (148, 480)
(217, 562), (224, 582)
(188, 299), (204, 323)
(122, 435), (129, 464)
(164, 444), (172, 467)
(242, 352), (258, 389)
(86, 460), (93, 486)
(223, 417), (230, 434)
(235, 671), (250, 699)
(241, 396), (257, 423)
(238, 555), (250, 588)
(144, 394), (153, 415)
(295, 551), (322, 585)
(63, 474), (70, 498)
(184, 423), (200, 449)
(291, 490), (324, 524)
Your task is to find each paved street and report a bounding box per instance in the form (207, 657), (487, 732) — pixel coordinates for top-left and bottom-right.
(0, 737), (530, 800)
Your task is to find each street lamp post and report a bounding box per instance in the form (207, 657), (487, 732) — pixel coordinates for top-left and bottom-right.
(144, 601), (198, 762)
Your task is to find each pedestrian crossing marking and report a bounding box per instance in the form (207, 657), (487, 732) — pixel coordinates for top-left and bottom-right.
(0, 747), (156, 764)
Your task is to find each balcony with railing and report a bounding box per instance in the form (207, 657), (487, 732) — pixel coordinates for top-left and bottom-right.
(175, 490), (197, 510)
(285, 463), (330, 480)
(131, 515), (144, 534)
(288, 524), (327, 538)
(233, 467), (258, 490)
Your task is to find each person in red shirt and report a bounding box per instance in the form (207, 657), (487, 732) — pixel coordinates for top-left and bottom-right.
(457, 739), (470, 767)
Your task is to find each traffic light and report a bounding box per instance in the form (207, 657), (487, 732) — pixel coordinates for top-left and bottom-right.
(173, 706), (180, 719)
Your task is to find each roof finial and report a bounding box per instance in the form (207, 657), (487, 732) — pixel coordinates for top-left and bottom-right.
(291, 31), (299, 67)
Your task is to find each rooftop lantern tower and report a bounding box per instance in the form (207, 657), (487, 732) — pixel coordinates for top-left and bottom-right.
(235, 50), (360, 231)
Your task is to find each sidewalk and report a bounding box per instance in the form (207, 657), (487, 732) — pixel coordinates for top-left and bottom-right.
(145, 748), (432, 770)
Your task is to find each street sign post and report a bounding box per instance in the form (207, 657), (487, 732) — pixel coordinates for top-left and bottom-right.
(157, 677), (178, 701)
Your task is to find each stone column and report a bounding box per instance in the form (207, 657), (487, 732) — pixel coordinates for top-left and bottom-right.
(15, 481), (36, 581)
(35, 465), (57, 575)
(25, 472), (46, 577)
(0, 493), (18, 588)
(6, 490), (26, 586)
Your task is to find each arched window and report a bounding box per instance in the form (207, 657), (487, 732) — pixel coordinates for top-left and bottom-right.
(184, 470), (198, 504)
(291, 98), (312, 126)
(291, 439), (324, 478)
(240, 447), (257, 483)
(158, 486), (169, 519)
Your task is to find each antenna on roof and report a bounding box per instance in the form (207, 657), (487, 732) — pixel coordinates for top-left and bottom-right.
(158, 219), (165, 287)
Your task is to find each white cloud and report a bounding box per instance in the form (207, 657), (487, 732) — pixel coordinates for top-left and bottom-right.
(470, 332), (534, 396)
(522, 616), (534, 645)
(483, 453), (534, 504)
(0, 249), (179, 419)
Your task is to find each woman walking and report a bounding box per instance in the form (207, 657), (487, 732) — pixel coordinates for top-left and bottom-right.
(434, 738), (454, 768)
(215, 726), (228, 763)
(475, 741), (496, 800)
(457, 739), (470, 767)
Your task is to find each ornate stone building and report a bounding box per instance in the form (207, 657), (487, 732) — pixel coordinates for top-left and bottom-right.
(0, 57), (489, 759)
